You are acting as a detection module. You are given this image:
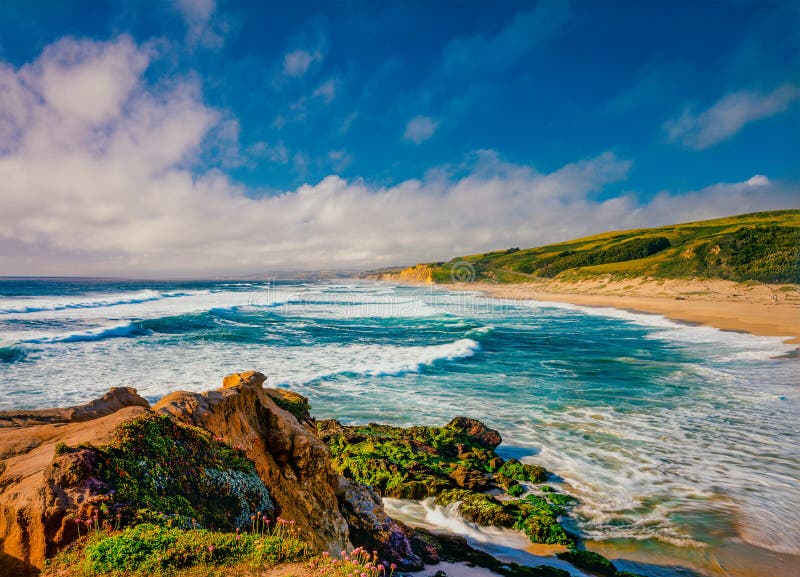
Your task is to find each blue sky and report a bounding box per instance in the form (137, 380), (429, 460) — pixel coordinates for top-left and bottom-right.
(0, 0), (798, 276)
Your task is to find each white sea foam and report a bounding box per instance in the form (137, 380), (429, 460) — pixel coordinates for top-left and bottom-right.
(0, 289), (195, 315)
(383, 498), (593, 576)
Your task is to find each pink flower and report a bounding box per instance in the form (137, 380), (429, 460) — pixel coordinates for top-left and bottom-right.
(208, 546), (215, 553)
(378, 565), (385, 572)
(390, 564), (397, 570)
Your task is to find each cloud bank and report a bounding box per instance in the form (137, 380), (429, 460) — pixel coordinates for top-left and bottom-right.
(0, 36), (796, 277)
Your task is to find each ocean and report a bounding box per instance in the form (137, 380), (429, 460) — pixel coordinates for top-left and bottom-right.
(1, 278), (798, 576)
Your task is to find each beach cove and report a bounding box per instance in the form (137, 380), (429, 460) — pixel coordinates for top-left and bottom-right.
(1, 278), (798, 576)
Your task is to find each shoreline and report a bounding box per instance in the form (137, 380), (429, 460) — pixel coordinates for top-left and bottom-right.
(401, 276), (800, 346)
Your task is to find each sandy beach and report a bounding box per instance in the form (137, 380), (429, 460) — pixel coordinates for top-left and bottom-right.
(445, 276), (800, 345)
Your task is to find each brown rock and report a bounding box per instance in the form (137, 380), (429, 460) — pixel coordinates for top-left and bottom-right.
(0, 387), (149, 429)
(446, 417), (502, 450)
(0, 392), (149, 576)
(153, 383), (349, 554)
(222, 370), (267, 389)
(448, 465), (489, 491)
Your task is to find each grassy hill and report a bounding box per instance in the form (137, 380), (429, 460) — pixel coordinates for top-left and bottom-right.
(403, 210), (800, 285)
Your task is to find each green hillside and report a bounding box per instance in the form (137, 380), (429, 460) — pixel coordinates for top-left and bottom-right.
(422, 210), (800, 284)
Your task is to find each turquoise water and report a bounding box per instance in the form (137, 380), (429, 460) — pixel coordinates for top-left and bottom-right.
(1, 279), (798, 574)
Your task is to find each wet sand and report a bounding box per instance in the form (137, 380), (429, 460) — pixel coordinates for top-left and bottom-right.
(450, 277), (800, 345)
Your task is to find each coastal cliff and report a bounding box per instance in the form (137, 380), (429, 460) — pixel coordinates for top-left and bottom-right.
(373, 263), (434, 284)
(0, 372), (415, 575)
(0, 372), (642, 577)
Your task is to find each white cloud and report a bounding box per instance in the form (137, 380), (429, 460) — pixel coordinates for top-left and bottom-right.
(665, 84), (800, 149)
(174, 0), (225, 48)
(283, 49), (322, 77)
(0, 37), (796, 277)
(404, 115), (438, 144)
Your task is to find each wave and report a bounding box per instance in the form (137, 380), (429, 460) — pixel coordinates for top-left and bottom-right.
(23, 322), (150, 344)
(0, 290), (195, 315)
(0, 345), (26, 364)
(340, 338), (480, 378)
(517, 298), (796, 358)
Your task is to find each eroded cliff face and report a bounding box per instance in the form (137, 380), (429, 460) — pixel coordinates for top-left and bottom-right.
(0, 374), (351, 575)
(379, 264), (433, 284)
(153, 373), (350, 555)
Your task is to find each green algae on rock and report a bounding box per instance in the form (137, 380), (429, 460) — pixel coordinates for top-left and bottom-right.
(317, 417), (503, 499)
(434, 490), (573, 546)
(318, 417), (576, 546)
(557, 550), (617, 576)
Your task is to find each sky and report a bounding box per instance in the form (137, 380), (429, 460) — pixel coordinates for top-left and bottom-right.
(0, 0), (798, 277)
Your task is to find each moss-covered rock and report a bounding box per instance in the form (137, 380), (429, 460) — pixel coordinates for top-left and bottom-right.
(507, 483), (526, 497)
(317, 417), (577, 546)
(317, 418), (506, 498)
(498, 459), (548, 483)
(434, 490), (573, 546)
(557, 550), (617, 576)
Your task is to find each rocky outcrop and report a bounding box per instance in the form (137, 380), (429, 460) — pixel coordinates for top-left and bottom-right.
(0, 374), (351, 574)
(0, 387), (149, 428)
(336, 477), (422, 570)
(0, 389), (151, 575)
(153, 372), (349, 554)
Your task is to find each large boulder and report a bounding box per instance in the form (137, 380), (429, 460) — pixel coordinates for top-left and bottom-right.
(153, 376), (349, 554)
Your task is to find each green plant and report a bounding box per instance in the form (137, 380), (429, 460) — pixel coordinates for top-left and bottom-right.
(309, 547), (397, 577)
(83, 521), (308, 574)
(94, 414), (273, 531)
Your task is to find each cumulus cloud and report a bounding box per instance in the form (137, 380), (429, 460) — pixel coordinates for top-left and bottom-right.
(404, 115), (438, 144)
(665, 84), (800, 149)
(0, 36), (796, 277)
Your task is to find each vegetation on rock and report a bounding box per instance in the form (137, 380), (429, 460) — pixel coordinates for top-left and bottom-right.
(64, 414), (274, 531)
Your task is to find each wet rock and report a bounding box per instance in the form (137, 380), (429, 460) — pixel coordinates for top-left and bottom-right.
(449, 464), (490, 490)
(446, 417), (502, 449)
(557, 550), (617, 576)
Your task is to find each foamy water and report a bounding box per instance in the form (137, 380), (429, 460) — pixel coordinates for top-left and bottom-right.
(1, 278), (798, 575)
